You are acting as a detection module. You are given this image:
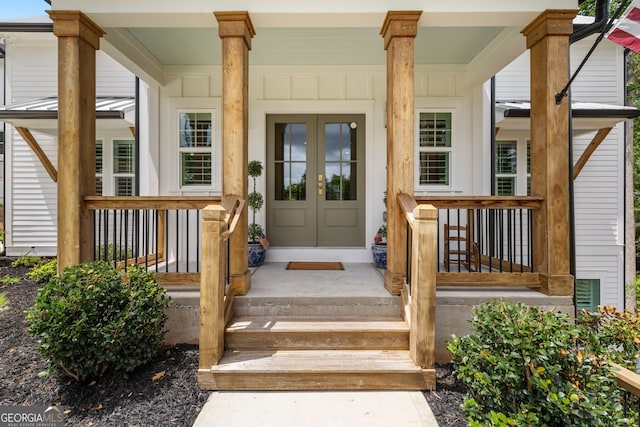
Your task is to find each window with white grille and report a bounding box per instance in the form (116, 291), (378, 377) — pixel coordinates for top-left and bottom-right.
(417, 112), (451, 187)
(95, 138), (136, 196)
(178, 111), (213, 187)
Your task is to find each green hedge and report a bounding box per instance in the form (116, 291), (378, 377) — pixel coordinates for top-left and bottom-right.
(26, 261), (171, 383)
(449, 300), (630, 426)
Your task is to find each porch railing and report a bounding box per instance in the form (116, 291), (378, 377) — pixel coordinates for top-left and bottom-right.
(415, 195), (543, 289)
(398, 193), (437, 369)
(611, 363), (640, 423)
(198, 196), (245, 369)
(84, 196), (221, 286)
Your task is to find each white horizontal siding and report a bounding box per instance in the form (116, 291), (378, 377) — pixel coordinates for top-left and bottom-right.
(570, 40), (622, 104)
(4, 37), (134, 255)
(573, 127), (623, 246)
(7, 44), (57, 102)
(7, 40), (134, 102)
(495, 38), (622, 104)
(8, 128), (58, 253)
(495, 53), (529, 100)
(575, 247), (624, 308)
(96, 53), (136, 97)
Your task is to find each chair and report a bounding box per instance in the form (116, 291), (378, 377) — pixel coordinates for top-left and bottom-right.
(443, 223), (479, 272)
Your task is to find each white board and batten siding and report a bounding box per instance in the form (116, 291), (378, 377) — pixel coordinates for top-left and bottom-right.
(495, 35), (627, 309)
(4, 35), (135, 256)
(158, 65), (473, 262)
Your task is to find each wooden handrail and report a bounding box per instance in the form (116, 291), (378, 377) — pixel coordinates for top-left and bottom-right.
(398, 192), (418, 227)
(84, 196), (221, 210)
(415, 195), (543, 210)
(220, 194), (245, 239)
(610, 362), (640, 397)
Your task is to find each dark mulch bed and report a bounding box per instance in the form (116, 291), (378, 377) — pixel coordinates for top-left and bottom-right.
(0, 257), (209, 426)
(425, 364), (468, 426)
(0, 256), (468, 426)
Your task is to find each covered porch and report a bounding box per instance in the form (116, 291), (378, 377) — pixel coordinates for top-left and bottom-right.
(47, 1), (578, 390)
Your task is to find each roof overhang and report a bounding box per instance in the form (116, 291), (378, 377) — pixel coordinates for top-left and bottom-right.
(47, 0), (579, 88)
(0, 96), (135, 135)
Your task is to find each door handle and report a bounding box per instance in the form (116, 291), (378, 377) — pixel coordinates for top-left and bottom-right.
(318, 174), (323, 195)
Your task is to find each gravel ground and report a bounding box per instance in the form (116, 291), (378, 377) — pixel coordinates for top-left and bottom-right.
(0, 257), (468, 426)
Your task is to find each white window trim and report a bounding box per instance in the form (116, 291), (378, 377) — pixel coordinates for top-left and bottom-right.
(96, 134), (136, 196)
(495, 131), (530, 196)
(415, 109), (455, 191)
(176, 108), (216, 190)
(113, 139), (136, 196)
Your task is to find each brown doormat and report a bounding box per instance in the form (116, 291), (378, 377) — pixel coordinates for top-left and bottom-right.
(286, 261), (344, 271)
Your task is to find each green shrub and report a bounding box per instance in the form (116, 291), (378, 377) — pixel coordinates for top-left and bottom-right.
(26, 261), (171, 383)
(12, 254), (42, 268)
(95, 243), (135, 262)
(580, 305), (640, 370)
(0, 292), (6, 309)
(27, 259), (57, 283)
(0, 275), (20, 285)
(449, 300), (629, 426)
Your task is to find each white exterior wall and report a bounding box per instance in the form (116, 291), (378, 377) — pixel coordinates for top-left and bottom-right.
(2, 35), (135, 256)
(495, 36), (628, 309)
(156, 64), (478, 261)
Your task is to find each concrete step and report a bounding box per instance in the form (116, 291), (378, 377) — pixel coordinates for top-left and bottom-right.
(198, 349), (435, 390)
(225, 316), (409, 350)
(232, 296), (402, 317)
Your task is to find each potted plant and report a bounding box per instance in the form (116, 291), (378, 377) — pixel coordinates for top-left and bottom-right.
(371, 191), (387, 269)
(248, 160), (268, 267)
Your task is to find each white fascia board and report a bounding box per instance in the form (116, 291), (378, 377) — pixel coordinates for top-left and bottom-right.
(101, 29), (164, 88)
(52, 0), (578, 28)
(467, 27), (526, 88)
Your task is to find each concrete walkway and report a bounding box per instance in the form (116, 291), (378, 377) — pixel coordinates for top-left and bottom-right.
(192, 390), (438, 426)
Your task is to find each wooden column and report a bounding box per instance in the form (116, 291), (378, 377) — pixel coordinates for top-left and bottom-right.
(199, 205), (227, 369)
(522, 10), (577, 295)
(215, 12), (255, 295)
(380, 11), (421, 295)
(48, 11), (104, 272)
(410, 204), (437, 369)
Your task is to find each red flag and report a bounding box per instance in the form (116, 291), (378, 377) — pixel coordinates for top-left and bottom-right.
(607, 1), (640, 53)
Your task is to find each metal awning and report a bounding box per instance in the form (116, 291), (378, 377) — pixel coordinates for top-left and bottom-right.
(496, 100), (640, 133)
(0, 96), (136, 134)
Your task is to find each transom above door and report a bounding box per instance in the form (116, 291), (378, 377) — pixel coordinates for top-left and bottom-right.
(266, 114), (365, 247)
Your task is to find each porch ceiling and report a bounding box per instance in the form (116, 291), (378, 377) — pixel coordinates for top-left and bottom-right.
(50, 0), (579, 87)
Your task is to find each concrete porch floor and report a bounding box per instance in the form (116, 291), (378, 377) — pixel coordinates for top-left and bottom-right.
(247, 262), (388, 298)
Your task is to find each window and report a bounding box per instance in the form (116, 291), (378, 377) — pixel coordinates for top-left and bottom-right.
(95, 138), (136, 196)
(495, 141), (517, 195)
(179, 112), (213, 187)
(96, 140), (103, 195)
(494, 138), (530, 196)
(113, 140), (135, 196)
(418, 112), (451, 186)
(576, 279), (600, 312)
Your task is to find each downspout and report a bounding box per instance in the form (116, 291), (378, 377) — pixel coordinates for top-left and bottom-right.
(135, 77), (140, 196)
(571, 0), (610, 44)
(490, 77), (496, 196)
